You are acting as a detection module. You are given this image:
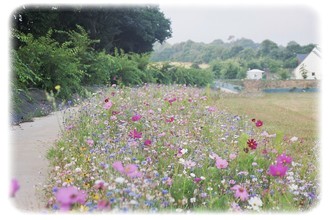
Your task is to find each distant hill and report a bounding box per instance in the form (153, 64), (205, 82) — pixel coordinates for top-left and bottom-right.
(150, 38), (315, 64)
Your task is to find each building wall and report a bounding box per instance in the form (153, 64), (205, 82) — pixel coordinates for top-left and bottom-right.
(293, 48), (321, 79)
(246, 71), (263, 80)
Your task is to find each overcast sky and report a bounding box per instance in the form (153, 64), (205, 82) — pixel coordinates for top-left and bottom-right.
(159, 5), (319, 46)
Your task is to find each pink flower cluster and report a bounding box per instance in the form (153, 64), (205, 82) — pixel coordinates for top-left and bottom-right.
(269, 153), (292, 177)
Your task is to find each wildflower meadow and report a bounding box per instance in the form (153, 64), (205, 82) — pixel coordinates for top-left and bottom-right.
(42, 84), (318, 213)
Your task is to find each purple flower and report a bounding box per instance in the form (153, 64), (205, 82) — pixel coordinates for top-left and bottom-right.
(10, 179), (20, 197)
(55, 186), (86, 211)
(112, 161), (142, 178)
(269, 164), (288, 177)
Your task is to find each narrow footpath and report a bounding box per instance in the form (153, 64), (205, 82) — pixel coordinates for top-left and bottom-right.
(10, 110), (65, 212)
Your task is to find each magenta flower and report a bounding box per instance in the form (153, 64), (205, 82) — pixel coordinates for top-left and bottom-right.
(276, 153), (292, 165)
(55, 186), (87, 211)
(131, 114), (142, 122)
(103, 101), (113, 110)
(10, 179), (20, 197)
(112, 161), (142, 178)
(231, 185), (249, 201)
(194, 177), (203, 183)
(255, 120), (263, 127)
(247, 139), (258, 150)
(129, 129), (142, 139)
(168, 97), (177, 105)
(144, 139), (152, 146)
(269, 164), (288, 177)
(215, 158), (229, 169)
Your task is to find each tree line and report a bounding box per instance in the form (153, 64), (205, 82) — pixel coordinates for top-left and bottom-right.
(151, 38), (316, 79)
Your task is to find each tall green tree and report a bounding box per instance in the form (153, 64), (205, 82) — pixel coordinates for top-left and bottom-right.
(12, 5), (172, 54)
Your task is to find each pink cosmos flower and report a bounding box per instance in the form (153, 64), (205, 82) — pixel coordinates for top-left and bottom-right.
(215, 158), (229, 169)
(229, 153), (237, 160)
(129, 129), (142, 139)
(10, 179), (20, 197)
(255, 120), (263, 127)
(276, 153), (292, 165)
(269, 164), (288, 177)
(247, 139), (258, 150)
(93, 180), (108, 190)
(86, 139), (94, 147)
(184, 160), (197, 169)
(55, 186), (86, 211)
(207, 106), (216, 112)
(112, 161), (142, 178)
(103, 101), (113, 110)
(131, 114), (142, 122)
(97, 200), (110, 210)
(231, 185), (249, 201)
(144, 139), (152, 146)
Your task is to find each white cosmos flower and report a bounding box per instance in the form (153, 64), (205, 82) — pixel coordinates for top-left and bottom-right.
(248, 196), (263, 211)
(115, 177), (125, 184)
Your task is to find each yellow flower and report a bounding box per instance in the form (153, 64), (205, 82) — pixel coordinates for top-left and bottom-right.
(92, 194), (100, 201)
(65, 177), (73, 184)
(55, 85), (61, 91)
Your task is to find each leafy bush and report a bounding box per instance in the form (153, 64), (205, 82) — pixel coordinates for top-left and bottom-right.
(13, 29), (86, 99)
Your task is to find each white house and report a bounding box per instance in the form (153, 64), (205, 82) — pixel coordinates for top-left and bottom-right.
(293, 47), (321, 79)
(246, 69), (264, 80)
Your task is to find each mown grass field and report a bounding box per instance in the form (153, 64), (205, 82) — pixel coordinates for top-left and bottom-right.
(217, 92), (319, 142)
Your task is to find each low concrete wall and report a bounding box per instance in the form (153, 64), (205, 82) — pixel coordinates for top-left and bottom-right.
(242, 80), (320, 92)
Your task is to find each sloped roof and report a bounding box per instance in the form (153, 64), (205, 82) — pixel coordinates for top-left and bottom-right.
(296, 54), (308, 63)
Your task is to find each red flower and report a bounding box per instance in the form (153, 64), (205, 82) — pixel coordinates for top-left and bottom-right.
(255, 120), (263, 127)
(166, 116), (175, 123)
(247, 139), (258, 150)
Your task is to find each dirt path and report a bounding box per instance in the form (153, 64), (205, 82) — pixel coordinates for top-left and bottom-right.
(10, 110), (66, 212)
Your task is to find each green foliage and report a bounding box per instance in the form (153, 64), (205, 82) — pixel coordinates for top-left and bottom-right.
(149, 63), (214, 86)
(299, 64), (308, 79)
(12, 5), (172, 54)
(13, 28), (86, 99)
(210, 59), (246, 79)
